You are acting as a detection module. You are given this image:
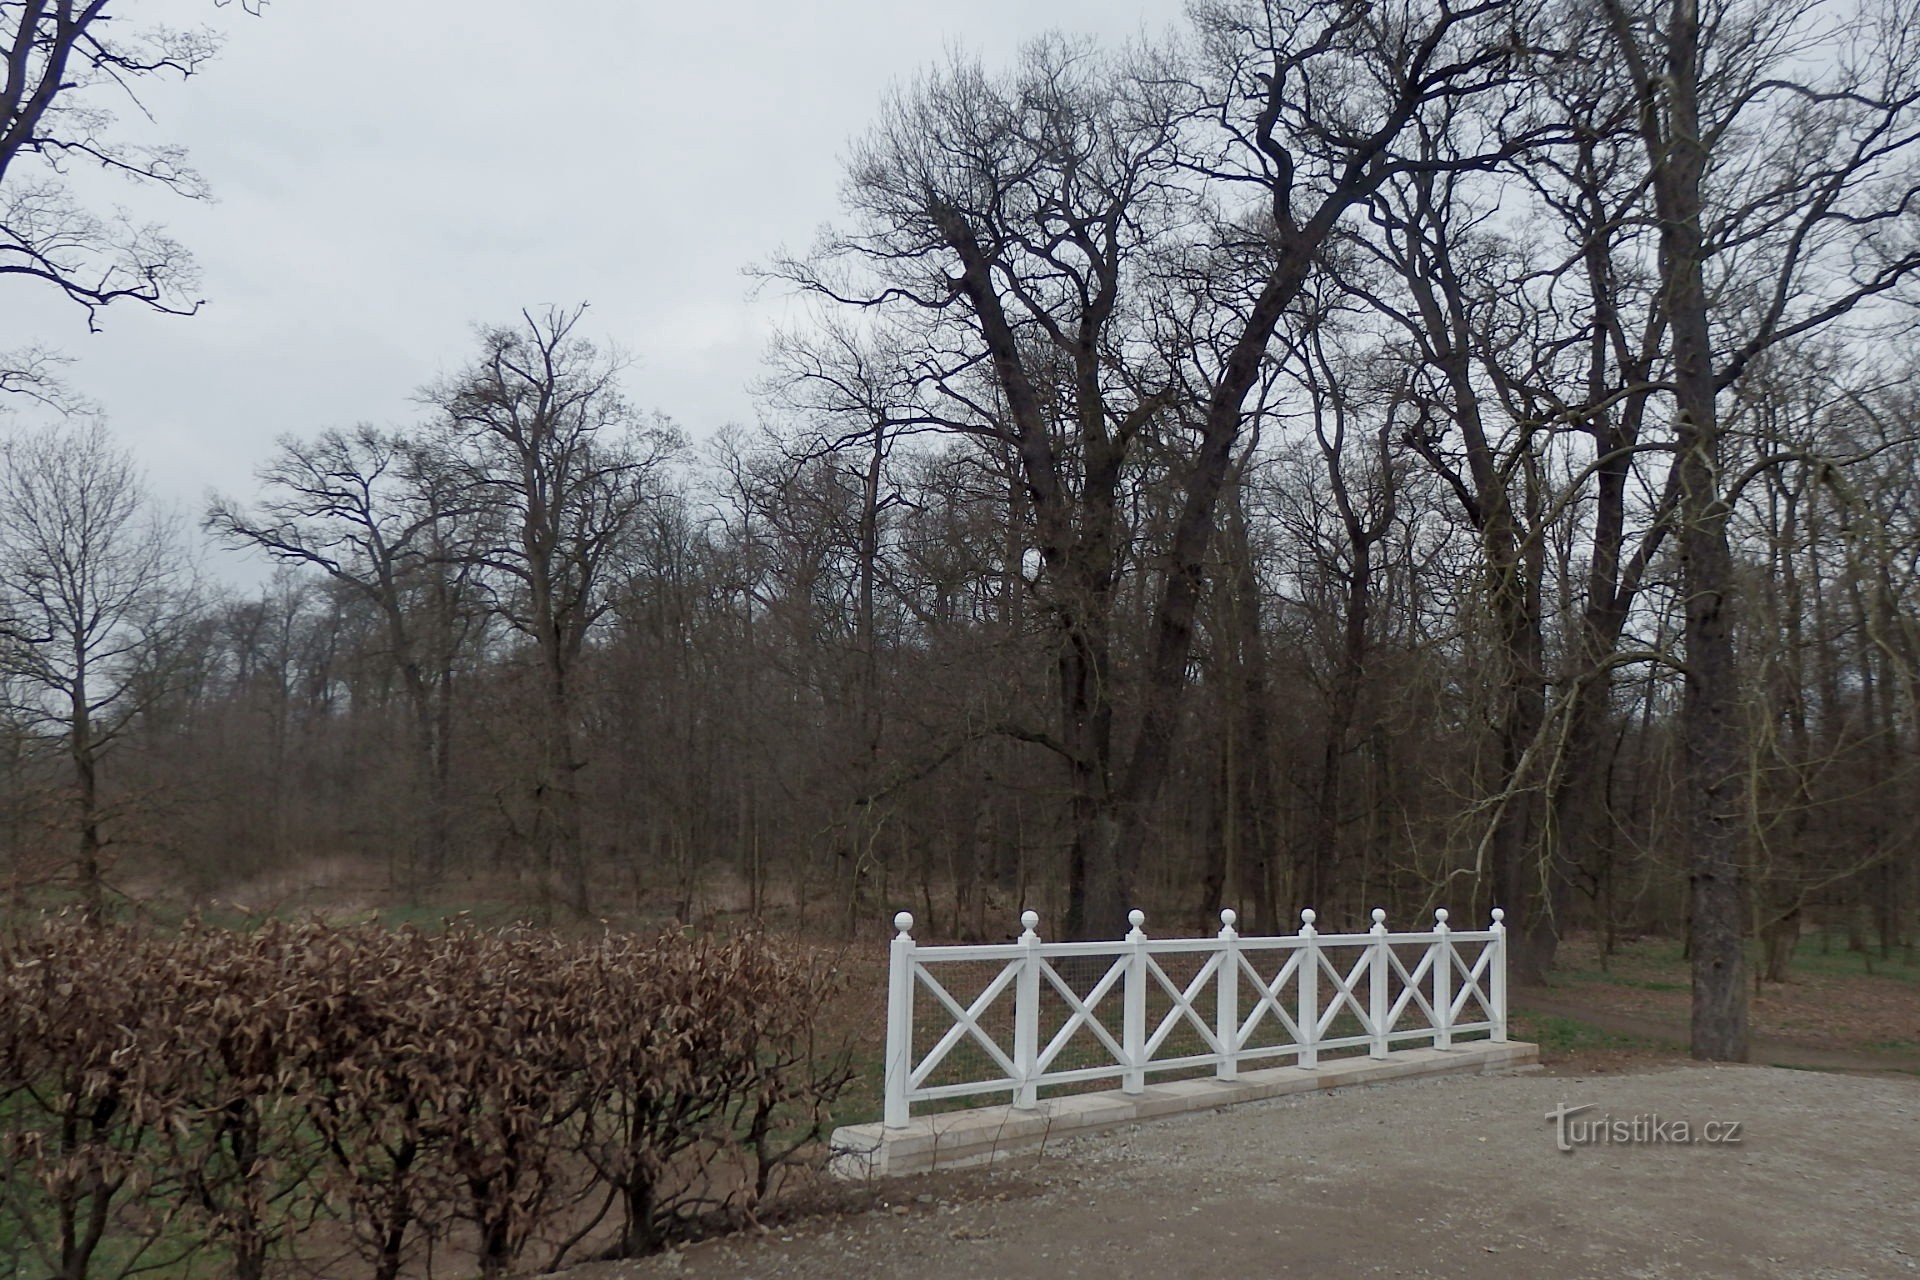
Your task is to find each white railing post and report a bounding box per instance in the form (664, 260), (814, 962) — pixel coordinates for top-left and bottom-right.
(1490, 906), (1509, 1042)
(1123, 908), (1147, 1094)
(1368, 908), (1389, 1059)
(884, 911), (915, 1129)
(1433, 908), (1453, 1050)
(1297, 909), (1319, 1070)
(1012, 909), (1042, 1110)
(1216, 909), (1239, 1081)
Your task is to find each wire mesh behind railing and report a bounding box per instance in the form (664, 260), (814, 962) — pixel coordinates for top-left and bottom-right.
(882, 905), (1507, 1127)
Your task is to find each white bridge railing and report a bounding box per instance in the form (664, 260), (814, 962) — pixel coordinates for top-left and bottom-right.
(883, 906), (1507, 1128)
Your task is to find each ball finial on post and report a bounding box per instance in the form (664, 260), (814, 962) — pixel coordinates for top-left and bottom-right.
(1219, 908), (1237, 929)
(893, 911), (914, 937)
(1434, 908), (1449, 928)
(1491, 906), (1506, 927)
(1019, 909), (1040, 938)
(1370, 907), (1387, 935)
(1299, 907), (1317, 936)
(1128, 908), (1146, 930)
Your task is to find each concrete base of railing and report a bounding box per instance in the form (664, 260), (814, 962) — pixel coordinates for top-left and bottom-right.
(829, 1039), (1540, 1180)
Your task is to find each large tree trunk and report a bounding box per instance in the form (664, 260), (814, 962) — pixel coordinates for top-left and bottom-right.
(1484, 514), (1550, 983)
(1200, 485), (1278, 930)
(1620, 0), (1750, 1061)
(936, 209), (1137, 940)
(1675, 467), (1748, 1060)
(1060, 616), (1125, 938)
(1114, 248), (1321, 923)
(402, 683), (447, 888)
(540, 642), (588, 918)
(1547, 423), (1666, 979)
(1304, 524), (1373, 920)
(70, 660), (104, 926)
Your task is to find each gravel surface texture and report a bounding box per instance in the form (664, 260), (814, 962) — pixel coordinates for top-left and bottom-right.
(552, 1064), (1919, 1279)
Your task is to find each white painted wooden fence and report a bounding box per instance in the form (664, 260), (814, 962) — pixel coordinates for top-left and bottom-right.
(883, 906), (1508, 1128)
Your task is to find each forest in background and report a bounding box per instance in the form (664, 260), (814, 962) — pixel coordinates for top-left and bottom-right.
(3, 0), (1920, 1063)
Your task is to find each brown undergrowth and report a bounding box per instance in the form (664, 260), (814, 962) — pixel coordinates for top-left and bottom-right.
(0, 918), (850, 1278)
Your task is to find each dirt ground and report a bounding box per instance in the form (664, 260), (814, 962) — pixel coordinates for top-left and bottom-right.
(552, 1064), (1919, 1280)
(1511, 936), (1920, 1067)
(1516, 987), (1920, 1074)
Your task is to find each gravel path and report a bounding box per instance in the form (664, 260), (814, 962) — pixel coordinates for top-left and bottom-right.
(558, 1064), (1920, 1280)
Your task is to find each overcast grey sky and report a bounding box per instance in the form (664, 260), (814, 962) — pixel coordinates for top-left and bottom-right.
(1, 0), (1186, 578)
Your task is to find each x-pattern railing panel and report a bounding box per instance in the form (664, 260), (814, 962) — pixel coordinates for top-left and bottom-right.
(1315, 945), (1378, 1042)
(907, 960), (1020, 1090)
(1035, 954), (1128, 1074)
(1386, 942), (1438, 1032)
(1145, 950), (1225, 1059)
(880, 905), (1510, 1128)
(1448, 936), (1497, 1024)
(1233, 948), (1305, 1048)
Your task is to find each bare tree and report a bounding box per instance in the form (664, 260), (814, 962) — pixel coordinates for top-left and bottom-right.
(429, 307), (679, 917)
(1283, 320), (1416, 920)
(1591, 0), (1920, 1059)
(755, 320), (935, 925)
(774, 36), (1187, 935)
(780, 6), (1534, 934)
(0, 2), (263, 400)
(0, 420), (190, 919)
(208, 426), (486, 885)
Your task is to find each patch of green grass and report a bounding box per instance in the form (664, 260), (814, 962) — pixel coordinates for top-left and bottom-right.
(144, 900), (272, 932)
(361, 901), (528, 931)
(1508, 1009), (1674, 1055)
(1543, 932), (1920, 992)
(4, 895), (546, 938)
(1786, 941), (1920, 983)
(830, 1045), (886, 1128)
(0, 1186), (224, 1280)
(1547, 937), (1689, 987)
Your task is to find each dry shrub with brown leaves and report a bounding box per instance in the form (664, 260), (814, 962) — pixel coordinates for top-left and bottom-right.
(0, 919), (849, 1279)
